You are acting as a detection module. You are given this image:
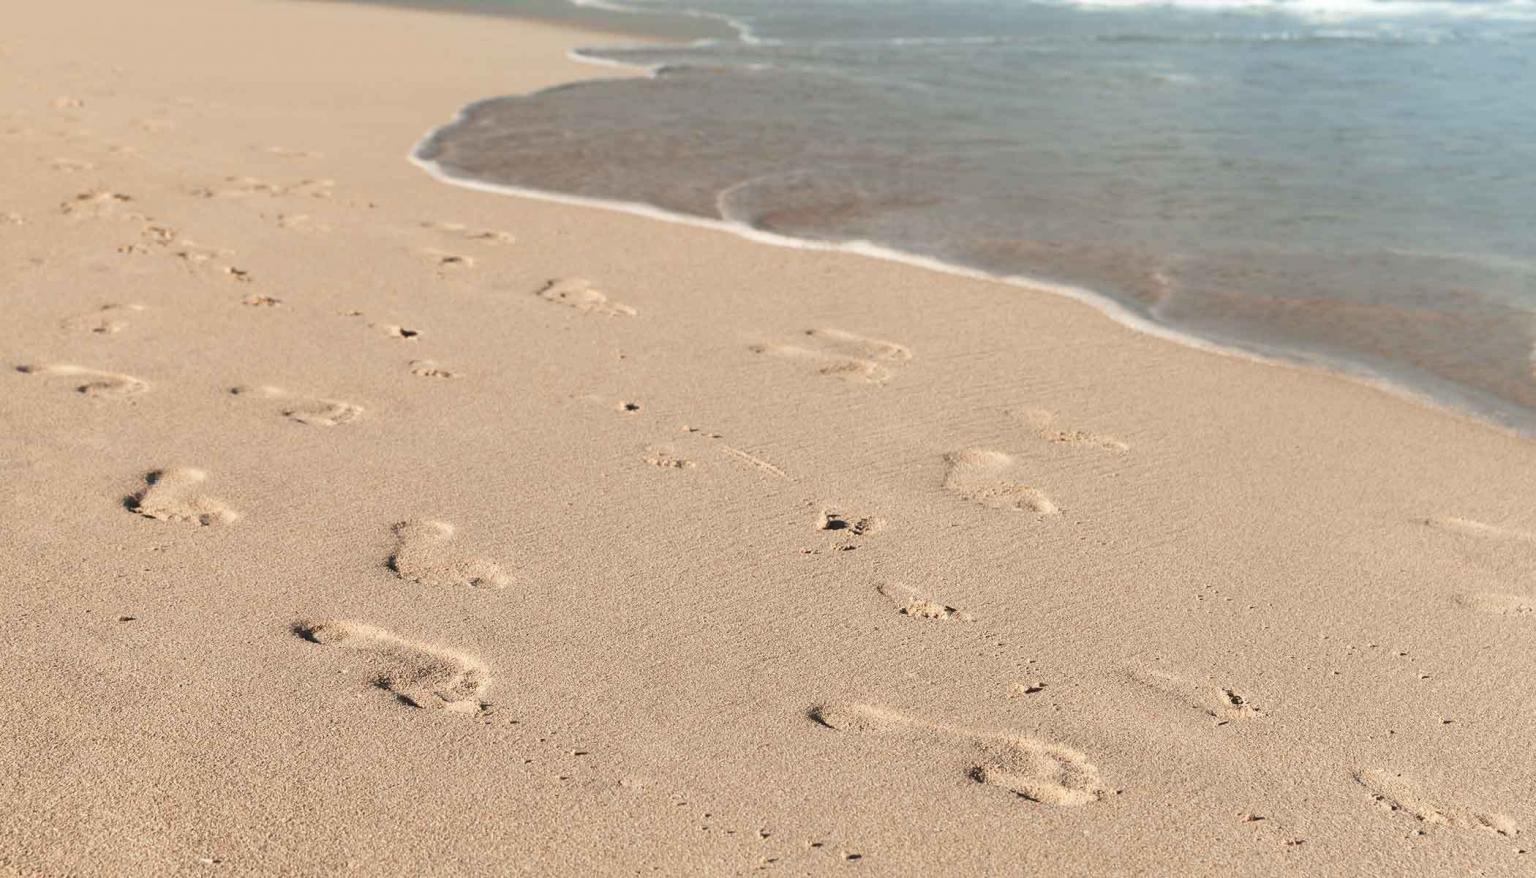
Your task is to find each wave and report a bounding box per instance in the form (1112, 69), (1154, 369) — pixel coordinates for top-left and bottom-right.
(1047, 0), (1536, 21)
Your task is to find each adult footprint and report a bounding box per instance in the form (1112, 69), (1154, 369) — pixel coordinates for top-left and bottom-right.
(128, 468), (239, 525)
(17, 363), (147, 397)
(1421, 516), (1536, 547)
(751, 328), (910, 385)
(808, 703), (1107, 806)
(1453, 592), (1534, 617)
(943, 449), (1059, 515)
(389, 520), (509, 589)
(62, 303), (144, 334)
(1354, 769), (1519, 837)
(1014, 408), (1129, 453)
(1127, 667), (1261, 724)
(293, 620), (491, 714)
(230, 385), (362, 426)
(876, 583), (972, 622)
(535, 277), (636, 316)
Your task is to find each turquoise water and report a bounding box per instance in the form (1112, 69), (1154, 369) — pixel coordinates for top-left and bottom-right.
(415, 0), (1536, 430)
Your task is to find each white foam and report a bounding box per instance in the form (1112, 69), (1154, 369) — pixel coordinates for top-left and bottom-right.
(1052, 0), (1536, 21)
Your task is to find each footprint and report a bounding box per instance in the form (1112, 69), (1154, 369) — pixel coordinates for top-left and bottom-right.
(1354, 769), (1519, 837)
(420, 248), (474, 270)
(808, 703), (1107, 806)
(60, 189), (139, 220)
(1422, 516), (1536, 547)
(266, 146), (322, 159)
(230, 385), (362, 427)
(817, 510), (882, 537)
(372, 323), (421, 340)
(1014, 408), (1128, 453)
(292, 620), (491, 714)
(389, 520), (509, 589)
(535, 278), (636, 317)
(751, 329), (911, 385)
(17, 363), (147, 397)
(128, 468), (239, 526)
(644, 446), (695, 470)
(49, 157), (95, 172)
(192, 176), (334, 199)
(1454, 592), (1534, 617)
(943, 449), (1059, 515)
(276, 213), (329, 232)
(1127, 668), (1261, 723)
(421, 220), (514, 244)
(409, 359), (459, 379)
(62, 303), (144, 335)
(875, 584), (972, 622)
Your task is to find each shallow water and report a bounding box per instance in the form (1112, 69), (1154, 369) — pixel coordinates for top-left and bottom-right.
(414, 0), (1536, 431)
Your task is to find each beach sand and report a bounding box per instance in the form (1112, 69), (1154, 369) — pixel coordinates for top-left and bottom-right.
(2, 0), (1534, 873)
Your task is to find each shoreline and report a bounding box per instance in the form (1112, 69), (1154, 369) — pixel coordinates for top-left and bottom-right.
(413, 42), (1529, 441)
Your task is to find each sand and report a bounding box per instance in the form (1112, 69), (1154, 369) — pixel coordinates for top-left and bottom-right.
(2, 0), (1534, 874)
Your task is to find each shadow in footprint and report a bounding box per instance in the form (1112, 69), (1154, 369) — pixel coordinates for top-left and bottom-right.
(808, 702), (1106, 806)
(293, 620), (491, 714)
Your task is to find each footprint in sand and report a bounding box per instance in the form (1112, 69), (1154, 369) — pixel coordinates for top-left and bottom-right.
(816, 510), (883, 537)
(1014, 408), (1128, 453)
(535, 278), (636, 317)
(266, 146), (322, 159)
(943, 449), (1059, 515)
(293, 620), (491, 714)
(1354, 769), (1519, 837)
(644, 446), (696, 470)
(17, 363), (147, 397)
(276, 213), (329, 233)
(409, 359), (460, 379)
(421, 220), (514, 245)
(420, 248), (474, 271)
(1422, 516), (1536, 547)
(1454, 592), (1534, 617)
(389, 520), (509, 589)
(875, 583), (972, 622)
(750, 329), (911, 385)
(808, 703), (1107, 806)
(128, 468), (239, 526)
(1127, 667), (1261, 724)
(191, 176), (334, 199)
(59, 189), (139, 220)
(371, 322), (421, 341)
(62, 303), (144, 335)
(230, 385), (362, 427)
(49, 157), (95, 173)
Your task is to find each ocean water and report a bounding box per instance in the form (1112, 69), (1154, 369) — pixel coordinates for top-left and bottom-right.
(413, 0), (1536, 431)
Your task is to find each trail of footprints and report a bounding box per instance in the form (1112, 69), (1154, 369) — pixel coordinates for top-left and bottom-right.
(40, 160), (1528, 853)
